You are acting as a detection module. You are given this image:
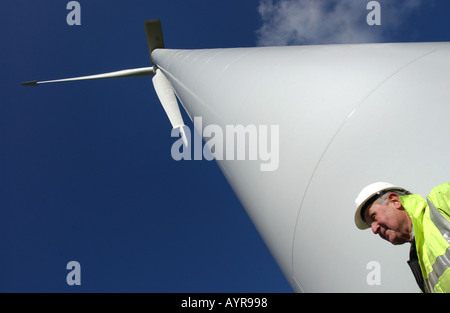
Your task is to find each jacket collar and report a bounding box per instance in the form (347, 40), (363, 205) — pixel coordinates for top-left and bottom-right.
(400, 194), (427, 243)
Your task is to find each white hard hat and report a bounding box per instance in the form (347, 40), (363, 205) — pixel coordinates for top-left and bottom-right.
(354, 182), (406, 230)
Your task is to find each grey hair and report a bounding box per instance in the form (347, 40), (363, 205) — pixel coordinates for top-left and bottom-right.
(374, 189), (412, 205)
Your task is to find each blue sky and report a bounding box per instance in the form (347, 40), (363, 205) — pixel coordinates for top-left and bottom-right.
(1, 0), (449, 292)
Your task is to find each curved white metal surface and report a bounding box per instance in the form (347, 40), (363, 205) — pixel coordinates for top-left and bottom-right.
(152, 42), (450, 292)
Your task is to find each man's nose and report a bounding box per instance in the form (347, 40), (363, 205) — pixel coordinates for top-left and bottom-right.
(371, 222), (380, 235)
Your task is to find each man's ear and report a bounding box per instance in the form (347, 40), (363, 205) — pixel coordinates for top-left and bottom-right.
(387, 192), (403, 209)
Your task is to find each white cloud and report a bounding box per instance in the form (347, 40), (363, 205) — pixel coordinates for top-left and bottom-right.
(256, 0), (425, 46)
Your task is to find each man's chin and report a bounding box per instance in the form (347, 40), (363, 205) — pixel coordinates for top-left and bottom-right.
(389, 235), (409, 245)
(379, 231), (409, 245)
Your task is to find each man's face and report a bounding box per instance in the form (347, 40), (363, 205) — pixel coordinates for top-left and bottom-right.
(363, 193), (412, 245)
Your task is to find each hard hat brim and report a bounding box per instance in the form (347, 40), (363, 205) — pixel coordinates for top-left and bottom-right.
(354, 195), (376, 230)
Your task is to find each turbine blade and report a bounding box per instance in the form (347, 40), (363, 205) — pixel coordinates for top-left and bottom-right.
(21, 67), (155, 86)
(21, 81), (39, 86)
(152, 69), (188, 147)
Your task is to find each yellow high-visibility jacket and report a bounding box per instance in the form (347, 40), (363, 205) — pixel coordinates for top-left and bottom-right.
(400, 182), (450, 293)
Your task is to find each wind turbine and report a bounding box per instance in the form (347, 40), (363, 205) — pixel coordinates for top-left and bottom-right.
(22, 19), (450, 292)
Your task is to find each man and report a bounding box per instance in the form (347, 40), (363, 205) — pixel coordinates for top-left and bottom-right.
(354, 182), (450, 293)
